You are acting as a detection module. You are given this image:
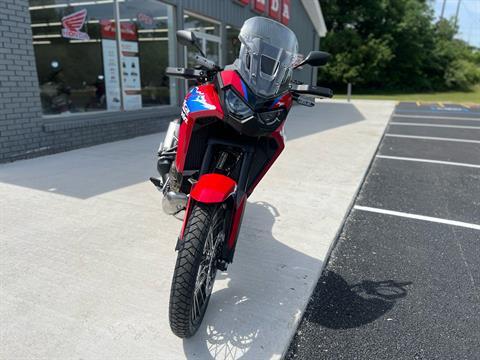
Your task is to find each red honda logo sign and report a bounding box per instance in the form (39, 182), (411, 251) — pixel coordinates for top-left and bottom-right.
(269, 0), (281, 19)
(100, 20), (138, 41)
(253, 0), (266, 13)
(61, 9), (89, 40)
(281, 0), (290, 25)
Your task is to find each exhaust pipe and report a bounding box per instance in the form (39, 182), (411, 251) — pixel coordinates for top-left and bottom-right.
(162, 191), (188, 215)
(151, 119), (186, 215)
(150, 177), (187, 215)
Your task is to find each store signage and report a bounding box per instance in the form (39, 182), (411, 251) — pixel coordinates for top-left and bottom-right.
(100, 20), (138, 41)
(269, 0), (281, 19)
(120, 43), (142, 111)
(281, 0), (290, 25)
(100, 19), (142, 111)
(230, 0), (290, 22)
(102, 39), (121, 111)
(253, 0), (266, 13)
(61, 9), (89, 40)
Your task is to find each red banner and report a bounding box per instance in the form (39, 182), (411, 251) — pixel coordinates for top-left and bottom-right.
(100, 20), (137, 41)
(253, 0), (266, 13)
(233, 0), (249, 5)
(281, 0), (290, 25)
(269, 0), (281, 19)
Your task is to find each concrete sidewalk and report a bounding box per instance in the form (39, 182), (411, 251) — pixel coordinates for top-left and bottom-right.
(0, 100), (394, 360)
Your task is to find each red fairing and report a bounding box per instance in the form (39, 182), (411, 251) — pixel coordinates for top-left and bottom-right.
(220, 70), (247, 99)
(190, 174), (237, 203)
(175, 84), (223, 172)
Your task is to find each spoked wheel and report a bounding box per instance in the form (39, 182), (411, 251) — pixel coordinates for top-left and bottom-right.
(169, 203), (226, 338)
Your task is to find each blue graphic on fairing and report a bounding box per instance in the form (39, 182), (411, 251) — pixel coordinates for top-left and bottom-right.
(185, 87), (216, 113)
(270, 96), (282, 109)
(241, 80), (249, 102)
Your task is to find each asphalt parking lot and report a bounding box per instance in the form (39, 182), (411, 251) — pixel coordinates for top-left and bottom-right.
(287, 102), (480, 359)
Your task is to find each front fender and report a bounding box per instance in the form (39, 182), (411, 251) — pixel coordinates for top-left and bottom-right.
(190, 173), (237, 203)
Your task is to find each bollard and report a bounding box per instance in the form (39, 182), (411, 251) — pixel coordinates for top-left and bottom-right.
(347, 83), (352, 102)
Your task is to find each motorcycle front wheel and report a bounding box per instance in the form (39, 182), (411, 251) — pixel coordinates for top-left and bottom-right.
(169, 202), (225, 338)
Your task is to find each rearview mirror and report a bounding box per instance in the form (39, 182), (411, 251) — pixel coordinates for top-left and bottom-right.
(295, 51), (330, 68)
(176, 30), (198, 47)
(176, 30), (205, 57)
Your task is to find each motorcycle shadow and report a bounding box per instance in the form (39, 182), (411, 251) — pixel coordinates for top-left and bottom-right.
(181, 201), (411, 360)
(299, 271), (412, 329)
(182, 200), (321, 360)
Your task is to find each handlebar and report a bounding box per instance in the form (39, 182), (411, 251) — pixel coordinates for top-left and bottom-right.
(194, 55), (221, 71)
(290, 84), (333, 98)
(165, 67), (204, 80)
(292, 93), (315, 107)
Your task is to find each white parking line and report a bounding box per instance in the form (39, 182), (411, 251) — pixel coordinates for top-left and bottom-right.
(376, 155), (480, 168)
(390, 122), (480, 130)
(393, 114), (480, 121)
(354, 205), (480, 230)
(385, 134), (480, 144)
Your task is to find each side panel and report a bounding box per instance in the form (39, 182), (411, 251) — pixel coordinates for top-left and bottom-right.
(247, 124), (286, 195)
(175, 84), (224, 172)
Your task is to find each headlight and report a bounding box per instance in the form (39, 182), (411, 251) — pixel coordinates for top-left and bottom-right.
(225, 89), (254, 121)
(258, 109), (284, 126)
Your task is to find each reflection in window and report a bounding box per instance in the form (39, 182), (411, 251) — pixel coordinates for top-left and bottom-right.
(226, 25), (241, 66)
(183, 12), (221, 91)
(184, 13), (220, 36)
(119, 0), (176, 108)
(29, 0), (175, 116)
(30, 0), (114, 115)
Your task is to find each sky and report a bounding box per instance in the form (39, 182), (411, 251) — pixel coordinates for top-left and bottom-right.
(432, 0), (480, 48)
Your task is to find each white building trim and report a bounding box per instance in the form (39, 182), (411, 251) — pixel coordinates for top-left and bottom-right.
(300, 0), (327, 37)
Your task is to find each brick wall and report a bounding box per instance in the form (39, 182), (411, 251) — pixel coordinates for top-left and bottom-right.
(0, 0), (173, 163)
(0, 0), (45, 163)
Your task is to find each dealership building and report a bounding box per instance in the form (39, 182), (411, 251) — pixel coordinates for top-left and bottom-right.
(0, 0), (326, 162)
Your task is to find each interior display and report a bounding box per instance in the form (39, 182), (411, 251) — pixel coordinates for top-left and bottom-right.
(29, 0), (175, 115)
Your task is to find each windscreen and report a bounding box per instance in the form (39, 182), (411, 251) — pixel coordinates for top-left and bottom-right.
(235, 17), (298, 98)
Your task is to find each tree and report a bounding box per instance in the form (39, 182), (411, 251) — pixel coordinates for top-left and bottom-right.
(319, 0), (480, 91)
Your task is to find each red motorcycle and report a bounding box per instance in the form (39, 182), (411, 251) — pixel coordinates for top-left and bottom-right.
(151, 17), (332, 338)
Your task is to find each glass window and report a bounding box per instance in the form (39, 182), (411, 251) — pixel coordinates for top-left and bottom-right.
(226, 25), (241, 65)
(30, 0), (114, 115)
(184, 12), (220, 36)
(183, 12), (221, 91)
(29, 0), (176, 116)
(119, 0), (176, 108)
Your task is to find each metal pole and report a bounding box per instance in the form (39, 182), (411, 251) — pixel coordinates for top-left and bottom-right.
(347, 83), (352, 102)
(114, 0), (125, 111)
(440, 0), (447, 19)
(454, 0), (461, 27)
